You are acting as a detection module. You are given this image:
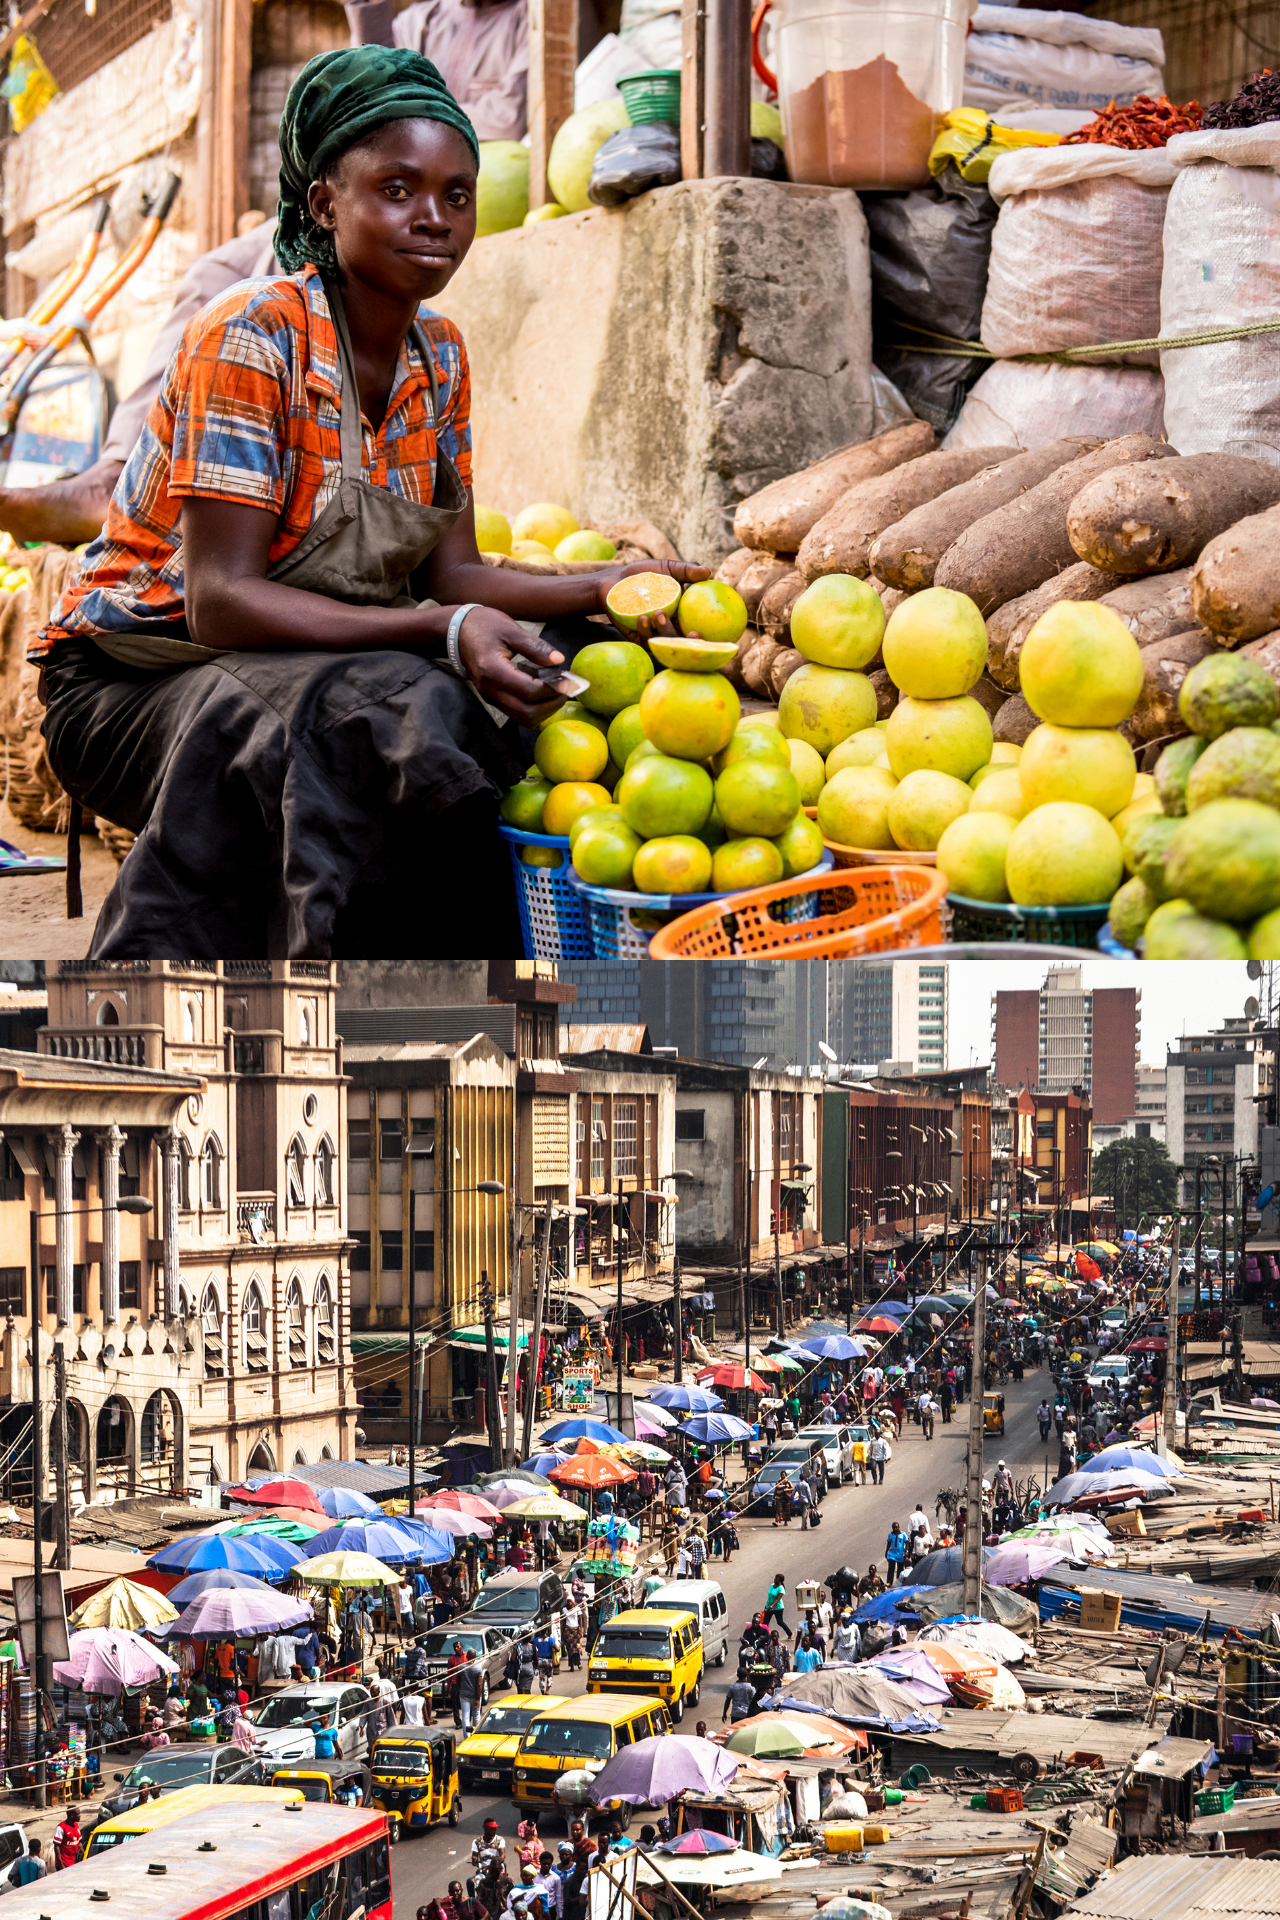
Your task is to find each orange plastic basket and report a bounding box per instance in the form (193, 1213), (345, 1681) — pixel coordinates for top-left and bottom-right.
(645, 865), (948, 958)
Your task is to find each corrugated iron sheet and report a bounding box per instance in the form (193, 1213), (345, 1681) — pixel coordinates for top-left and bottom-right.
(1193, 1861), (1280, 1911)
(560, 1023), (652, 1055)
(1066, 1856), (1280, 1920)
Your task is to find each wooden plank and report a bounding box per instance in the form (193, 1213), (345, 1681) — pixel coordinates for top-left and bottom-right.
(527, 0), (576, 210)
(679, 0), (705, 180)
(217, 0), (253, 242)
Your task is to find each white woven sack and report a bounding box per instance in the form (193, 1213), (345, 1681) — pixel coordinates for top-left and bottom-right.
(943, 361), (1165, 451)
(1160, 127), (1280, 464)
(964, 6), (1164, 114)
(981, 145), (1175, 361)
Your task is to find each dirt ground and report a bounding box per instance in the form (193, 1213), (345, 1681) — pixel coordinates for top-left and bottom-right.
(0, 801), (115, 958)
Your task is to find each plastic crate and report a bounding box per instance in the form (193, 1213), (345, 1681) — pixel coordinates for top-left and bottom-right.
(946, 893), (1112, 948)
(567, 850), (835, 958)
(647, 863), (947, 958)
(985, 1787), (1024, 1813)
(617, 70), (682, 122)
(499, 824), (593, 960)
(1197, 1783), (1236, 1815)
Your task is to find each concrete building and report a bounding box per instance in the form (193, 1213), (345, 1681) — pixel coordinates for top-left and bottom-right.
(559, 960), (834, 1071)
(992, 967), (1140, 1124)
(1166, 1019), (1274, 1208)
(1136, 1066), (1167, 1131)
(42, 961), (358, 1484)
(1009, 1089), (1094, 1214)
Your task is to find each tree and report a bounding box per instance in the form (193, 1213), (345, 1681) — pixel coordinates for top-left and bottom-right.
(1092, 1135), (1179, 1232)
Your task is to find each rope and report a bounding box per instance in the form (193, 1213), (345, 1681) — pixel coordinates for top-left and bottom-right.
(888, 316), (1280, 366)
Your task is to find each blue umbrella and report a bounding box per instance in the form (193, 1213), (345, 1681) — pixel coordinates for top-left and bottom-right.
(853, 1584), (930, 1623)
(522, 1452), (570, 1475)
(147, 1531), (303, 1580)
(1080, 1446), (1180, 1479)
(797, 1335), (868, 1362)
(304, 1518), (454, 1564)
(165, 1569), (281, 1606)
(645, 1386), (724, 1413)
(677, 1413), (754, 1445)
(1042, 1467), (1169, 1506)
(316, 1487), (382, 1519)
(541, 1418), (629, 1445)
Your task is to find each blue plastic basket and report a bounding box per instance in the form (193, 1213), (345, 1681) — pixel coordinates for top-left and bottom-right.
(1096, 920), (1138, 959)
(567, 849), (835, 958)
(499, 824), (593, 959)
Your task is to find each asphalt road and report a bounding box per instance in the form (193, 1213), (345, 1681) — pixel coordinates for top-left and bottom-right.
(388, 1361), (1056, 1919)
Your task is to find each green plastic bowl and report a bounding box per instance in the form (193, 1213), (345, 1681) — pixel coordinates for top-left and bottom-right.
(618, 70), (682, 125)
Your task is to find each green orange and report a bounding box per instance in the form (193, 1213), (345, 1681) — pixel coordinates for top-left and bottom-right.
(712, 838), (784, 892)
(616, 753), (714, 838)
(712, 726), (792, 777)
(534, 717), (609, 784)
(633, 836), (715, 895)
(639, 670), (740, 761)
(499, 775), (552, 832)
(772, 810), (824, 878)
(542, 781), (613, 837)
(607, 705), (648, 770)
(573, 640), (655, 717)
(572, 818), (644, 888)
(677, 580), (749, 646)
(714, 759), (801, 838)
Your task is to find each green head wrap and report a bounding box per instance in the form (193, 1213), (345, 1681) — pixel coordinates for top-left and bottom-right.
(275, 45), (480, 274)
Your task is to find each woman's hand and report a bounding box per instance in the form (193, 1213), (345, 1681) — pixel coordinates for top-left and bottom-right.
(595, 560), (712, 637)
(455, 606), (573, 727)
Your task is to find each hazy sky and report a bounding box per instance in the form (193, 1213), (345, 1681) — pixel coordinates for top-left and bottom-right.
(944, 961), (1260, 1070)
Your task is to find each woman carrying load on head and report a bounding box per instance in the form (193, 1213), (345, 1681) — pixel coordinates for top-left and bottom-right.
(33, 46), (705, 959)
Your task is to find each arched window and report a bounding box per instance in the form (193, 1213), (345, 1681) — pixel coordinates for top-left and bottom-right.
(182, 998), (197, 1043)
(243, 1280), (268, 1373)
(200, 1134), (223, 1210)
(202, 1285), (224, 1378)
(321, 1443), (335, 1460)
(287, 1136), (307, 1208)
(293, 1448), (308, 1466)
(315, 1135), (335, 1207)
(315, 1276), (336, 1366)
(97, 1000), (119, 1027)
(299, 1003), (313, 1047)
(178, 1138), (195, 1212)
(286, 1278), (306, 1368)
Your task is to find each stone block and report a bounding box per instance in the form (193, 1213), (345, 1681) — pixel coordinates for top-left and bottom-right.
(433, 176), (874, 561)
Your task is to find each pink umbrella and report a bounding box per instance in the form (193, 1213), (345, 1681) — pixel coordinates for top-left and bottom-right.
(633, 1415), (670, 1440)
(53, 1628), (178, 1695)
(412, 1507), (492, 1539)
(983, 1541), (1072, 1586)
(414, 1492), (504, 1522)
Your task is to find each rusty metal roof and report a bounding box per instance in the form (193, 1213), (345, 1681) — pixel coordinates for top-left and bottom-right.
(1068, 1856), (1280, 1920)
(560, 1023), (653, 1055)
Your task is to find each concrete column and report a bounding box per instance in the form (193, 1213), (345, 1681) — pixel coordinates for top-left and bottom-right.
(54, 1124), (80, 1326)
(98, 1125), (125, 1324)
(160, 1130), (182, 1321)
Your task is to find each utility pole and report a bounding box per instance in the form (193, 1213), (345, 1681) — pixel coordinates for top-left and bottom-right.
(521, 1197), (554, 1463)
(1194, 1164), (1203, 1314)
(53, 1345), (69, 1573)
(481, 1272), (504, 1466)
(743, 1167), (752, 1377)
(616, 1177), (625, 1417)
(1160, 1203), (1180, 1457)
(672, 1251), (684, 1385)
(773, 1203), (783, 1338)
(506, 1194), (522, 1466)
(962, 1243), (987, 1615)
(28, 1205), (44, 1810)
(844, 1168), (853, 1336)
(858, 1210), (866, 1319)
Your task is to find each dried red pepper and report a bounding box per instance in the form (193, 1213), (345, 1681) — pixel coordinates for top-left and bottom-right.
(1062, 93), (1204, 147)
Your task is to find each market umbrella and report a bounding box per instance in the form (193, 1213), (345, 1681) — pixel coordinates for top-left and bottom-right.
(636, 1402), (678, 1429)
(165, 1568), (281, 1607)
(587, 1733), (739, 1805)
(222, 1517), (324, 1543)
(550, 1453), (637, 1491)
(910, 1544), (989, 1586)
(542, 1418), (629, 1445)
(637, 1850), (781, 1890)
(677, 1413), (753, 1445)
(724, 1720), (807, 1757)
(602, 1441), (671, 1467)
(746, 1354), (786, 1374)
(733, 1710), (859, 1752)
(414, 1491), (504, 1522)
(773, 1352), (806, 1372)
(67, 1577), (179, 1633)
(983, 1541), (1078, 1586)
(407, 1507), (492, 1539)
(1083, 1446), (1180, 1477)
(645, 1385), (724, 1413)
(488, 1482), (552, 1511)
(656, 1831), (738, 1855)
(499, 1493), (588, 1522)
(315, 1487), (382, 1519)
(303, 1517), (454, 1564)
(225, 1478), (328, 1517)
(916, 1619), (1033, 1664)
(797, 1335), (867, 1361)
(855, 1318), (902, 1335)
(53, 1628), (178, 1694)
(147, 1530), (304, 1580)
(292, 1549), (401, 1587)
(165, 1587), (314, 1639)
(1016, 1524), (1113, 1562)
(696, 1365), (769, 1393)
(1042, 1468), (1169, 1506)
(476, 1470), (554, 1491)
(521, 1453), (570, 1476)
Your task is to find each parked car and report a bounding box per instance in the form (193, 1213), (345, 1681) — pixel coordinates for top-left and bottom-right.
(462, 1569), (565, 1634)
(1087, 1355), (1136, 1395)
(414, 1623), (514, 1710)
(797, 1424), (856, 1485)
(251, 1681), (381, 1763)
(97, 1745), (261, 1819)
(746, 1440), (828, 1511)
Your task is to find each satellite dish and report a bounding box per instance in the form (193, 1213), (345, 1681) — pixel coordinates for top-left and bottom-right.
(1246, 997), (1260, 1018)
(818, 1041), (837, 1062)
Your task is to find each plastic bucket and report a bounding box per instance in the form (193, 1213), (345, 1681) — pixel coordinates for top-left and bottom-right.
(618, 70), (682, 123)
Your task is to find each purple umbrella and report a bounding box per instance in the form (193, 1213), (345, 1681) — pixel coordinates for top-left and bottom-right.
(53, 1628), (178, 1695)
(983, 1541), (1076, 1586)
(587, 1735), (740, 1806)
(657, 1830), (738, 1855)
(412, 1507), (493, 1540)
(165, 1586), (313, 1640)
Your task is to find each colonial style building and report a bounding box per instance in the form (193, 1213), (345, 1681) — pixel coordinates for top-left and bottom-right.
(40, 961), (357, 1488)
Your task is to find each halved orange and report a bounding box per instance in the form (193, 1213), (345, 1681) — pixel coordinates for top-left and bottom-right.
(650, 635), (739, 672)
(606, 572), (682, 630)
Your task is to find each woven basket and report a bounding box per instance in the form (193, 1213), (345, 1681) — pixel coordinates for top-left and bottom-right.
(2, 545), (81, 834)
(96, 818), (136, 864)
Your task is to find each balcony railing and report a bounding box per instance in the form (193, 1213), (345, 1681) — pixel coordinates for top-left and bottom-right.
(44, 1029), (150, 1066)
(236, 1195), (277, 1241)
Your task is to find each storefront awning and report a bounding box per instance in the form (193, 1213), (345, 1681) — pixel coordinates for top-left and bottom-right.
(447, 1320), (534, 1351)
(350, 1331), (435, 1355)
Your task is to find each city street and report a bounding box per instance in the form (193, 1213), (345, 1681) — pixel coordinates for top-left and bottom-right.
(388, 1365), (1055, 1917)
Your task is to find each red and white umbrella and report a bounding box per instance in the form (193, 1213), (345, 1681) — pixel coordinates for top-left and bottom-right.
(414, 1491), (504, 1522)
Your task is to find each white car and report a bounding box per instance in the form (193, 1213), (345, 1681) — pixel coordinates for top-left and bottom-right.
(798, 1425), (857, 1485)
(1087, 1356), (1136, 1396)
(249, 1681), (381, 1763)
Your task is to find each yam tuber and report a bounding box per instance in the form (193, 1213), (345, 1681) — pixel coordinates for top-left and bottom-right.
(992, 692), (1040, 745)
(985, 562), (1125, 691)
(1067, 453), (1280, 576)
(770, 648), (807, 698)
(869, 438), (1101, 591)
(733, 421), (936, 554)
(798, 447), (1019, 585)
(1130, 630), (1219, 742)
(736, 556), (795, 623)
(716, 548), (756, 589)
(1099, 568), (1200, 647)
(1239, 629), (1280, 697)
(758, 571), (805, 643)
(1192, 501), (1280, 643)
(868, 669), (898, 720)
(933, 434), (1178, 614)
(741, 636), (786, 698)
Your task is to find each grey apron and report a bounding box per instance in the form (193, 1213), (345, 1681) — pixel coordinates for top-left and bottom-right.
(92, 275), (468, 671)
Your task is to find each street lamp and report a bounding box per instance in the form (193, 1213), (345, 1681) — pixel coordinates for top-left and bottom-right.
(405, 1162), (504, 1514)
(26, 1191), (153, 1809)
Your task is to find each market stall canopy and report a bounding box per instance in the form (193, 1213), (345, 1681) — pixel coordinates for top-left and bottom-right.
(406, 1507), (491, 1539)
(54, 1627), (178, 1694)
(315, 1488), (382, 1519)
(500, 1494), (589, 1521)
(696, 1366), (769, 1393)
(165, 1569), (281, 1607)
(601, 1441), (672, 1466)
(222, 1516), (324, 1543)
(911, 1582), (1039, 1631)
(587, 1732), (739, 1804)
(768, 1666), (941, 1732)
(147, 1530), (304, 1580)
(724, 1720), (809, 1757)
(646, 1385), (724, 1412)
(637, 1848), (781, 1890)
(862, 1648), (955, 1706)
(303, 1517), (454, 1564)
(677, 1413), (753, 1445)
(855, 1317), (902, 1334)
(542, 1418), (628, 1445)
(916, 1619), (1034, 1664)
(225, 1477), (328, 1517)
(797, 1335), (867, 1361)
(550, 1453), (637, 1490)
(476, 1470), (554, 1491)
(164, 1586), (313, 1639)
(67, 1576), (178, 1633)
(720, 1710), (862, 1755)
(1083, 1446), (1180, 1478)
(414, 1491), (504, 1522)
(1128, 1336), (1168, 1353)
(292, 1549), (401, 1586)
(984, 1540), (1086, 1585)
(1042, 1468), (1171, 1506)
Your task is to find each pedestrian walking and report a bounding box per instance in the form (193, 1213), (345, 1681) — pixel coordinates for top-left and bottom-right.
(763, 1574), (792, 1639)
(885, 1523), (908, 1585)
(868, 1432), (888, 1485)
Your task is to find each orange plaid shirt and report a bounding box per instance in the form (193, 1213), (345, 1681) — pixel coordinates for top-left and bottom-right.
(35, 264), (472, 659)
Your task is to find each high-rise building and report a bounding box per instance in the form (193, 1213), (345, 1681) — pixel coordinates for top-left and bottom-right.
(992, 966), (1140, 1124)
(559, 962), (833, 1071)
(1166, 1018), (1274, 1206)
(835, 962), (948, 1071)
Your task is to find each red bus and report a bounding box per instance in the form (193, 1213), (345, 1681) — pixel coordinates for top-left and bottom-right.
(4, 1802), (391, 1920)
